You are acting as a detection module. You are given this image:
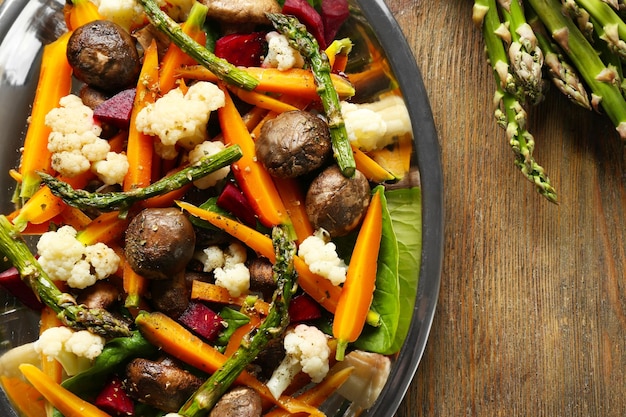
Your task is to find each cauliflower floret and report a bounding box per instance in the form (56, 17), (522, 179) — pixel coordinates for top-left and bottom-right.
(37, 225), (120, 289)
(91, 152), (130, 185)
(262, 31), (305, 70)
(91, 0), (148, 32)
(341, 94), (412, 151)
(135, 82), (225, 151)
(298, 229), (347, 286)
(33, 326), (105, 376)
(195, 242), (250, 297)
(45, 94), (128, 183)
(266, 324), (331, 399)
(188, 140), (231, 189)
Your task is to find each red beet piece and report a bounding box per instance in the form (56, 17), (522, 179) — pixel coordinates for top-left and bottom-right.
(216, 182), (257, 227)
(0, 266), (43, 311)
(178, 301), (225, 342)
(93, 88), (136, 129)
(214, 32), (268, 67)
(321, 0), (350, 46)
(94, 375), (134, 416)
(282, 0), (327, 49)
(288, 293), (322, 322)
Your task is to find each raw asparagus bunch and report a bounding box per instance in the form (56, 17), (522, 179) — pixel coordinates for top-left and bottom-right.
(474, 0), (558, 203)
(40, 144), (243, 216)
(177, 225), (298, 416)
(267, 12), (357, 178)
(0, 215), (132, 337)
(474, 0), (626, 202)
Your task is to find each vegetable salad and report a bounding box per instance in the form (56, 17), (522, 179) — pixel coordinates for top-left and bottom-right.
(0, 0), (422, 415)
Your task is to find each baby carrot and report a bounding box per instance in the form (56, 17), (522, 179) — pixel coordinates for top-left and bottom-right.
(333, 187), (383, 361)
(19, 364), (111, 417)
(123, 39), (158, 192)
(217, 85), (292, 229)
(352, 146), (397, 183)
(19, 32), (72, 200)
(190, 280), (270, 315)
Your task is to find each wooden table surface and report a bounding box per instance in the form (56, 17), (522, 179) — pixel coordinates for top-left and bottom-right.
(386, 1), (626, 416)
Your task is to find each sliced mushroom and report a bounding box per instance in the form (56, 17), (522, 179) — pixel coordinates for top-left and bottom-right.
(125, 207), (196, 280)
(126, 357), (203, 412)
(209, 386), (262, 417)
(305, 165), (371, 237)
(256, 110), (332, 179)
(200, 0), (280, 24)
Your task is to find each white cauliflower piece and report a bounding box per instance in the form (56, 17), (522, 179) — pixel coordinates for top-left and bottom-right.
(37, 225), (120, 289)
(195, 242), (250, 297)
(33, 326), (105, 376)
(135, 82), (225, 151)
(262, 31), (305, 70)
(341, 95), (412, 151)
(91, 0), (147, 32)
(266, 324), (331, 399)
(91, 152), (130, 185)
(188, 140), (231, 189)
(298, 229), (347, 286)
(45, 94), (128, 182)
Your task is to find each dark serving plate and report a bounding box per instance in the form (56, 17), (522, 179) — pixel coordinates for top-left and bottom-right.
(0, 0), (443, 415)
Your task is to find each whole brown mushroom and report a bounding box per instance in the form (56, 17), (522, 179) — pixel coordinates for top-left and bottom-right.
(66, 20), (140, 92)
(125, 207), (196, 280)
(306, 165), (371, 237)
(255, 110), (332, 179)
(209, 386), (262, 417)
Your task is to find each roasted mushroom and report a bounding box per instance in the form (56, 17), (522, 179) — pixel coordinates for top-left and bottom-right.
(255, 110), (332, 179)
(149, 270), (190, 318)
(201, 0), (281, 24)
(209, 386), (263, 417)
(125, 207), (196, 280)
(66, 20), (141, 92)
(126, 357), (203, 412)
(306, 165), (371, 237)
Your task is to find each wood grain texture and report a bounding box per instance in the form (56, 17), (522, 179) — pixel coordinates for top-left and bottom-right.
(384, 1), (626, 416)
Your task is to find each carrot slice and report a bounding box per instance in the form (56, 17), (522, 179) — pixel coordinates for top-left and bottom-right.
(190, 280), (270, 315)
(178, 65), (355, 99)
(333, 188), (383, 361)
(218, 85), (291, 229)
(19, 32), (73, 199)
(352, 146), (397, 183)
(0, 376), (47, 417)
(19, 364), (111, 417)
(123, 39), (158, 192)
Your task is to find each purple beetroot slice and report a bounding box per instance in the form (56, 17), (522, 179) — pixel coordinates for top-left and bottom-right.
(93, 88), (136, 130)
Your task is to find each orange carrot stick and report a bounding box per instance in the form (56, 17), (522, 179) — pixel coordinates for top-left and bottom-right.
(272, 177), (314, 243)
(159, 2), (207, 94)
(227, 86), (299, 113)
(19, 364), (111, 417)
(124, 39), (159, 192)
(122, 261), (148, 309)
(178, 66), (355, 99)
(135, 311), (324, 416)
(0, 376), (48, 417)
(224, 315), (261, 358)
(65, 0), (102, 31)
(352, 145), (397, 183)
(177, 201), (342, 313)
(75, 211), (129, 246)
(263, 366), (355, 417)
(217, 85), (292, 229)
(19, 32), (73, 199)
(333, 188), (383, 361)
(190, 280), (270, 315)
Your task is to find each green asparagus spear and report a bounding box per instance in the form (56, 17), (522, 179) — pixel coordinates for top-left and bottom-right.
(266, 12), (357, 178)
(528, 0), (626, 139)
(498, 0), (546, 104)
(474, 0), (558, 202)
(575, 0), (626, 59)
(177, 225), (297, 416)
(137, 0), (259, 90)
(0, 215), (132, 337)
(40, 144), (243, 216)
